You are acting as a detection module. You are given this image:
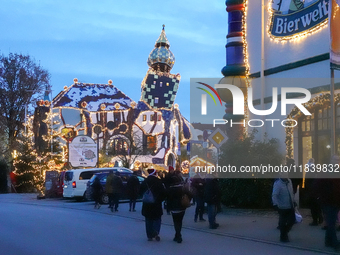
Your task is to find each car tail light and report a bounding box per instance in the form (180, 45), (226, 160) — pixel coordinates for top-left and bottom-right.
(72, 181), (76, 188)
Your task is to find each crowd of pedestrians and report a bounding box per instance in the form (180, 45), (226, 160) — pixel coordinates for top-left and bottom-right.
(90, 154), (340, 251)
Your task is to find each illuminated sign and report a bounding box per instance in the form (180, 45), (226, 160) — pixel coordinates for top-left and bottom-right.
(269, 0), (329, 40)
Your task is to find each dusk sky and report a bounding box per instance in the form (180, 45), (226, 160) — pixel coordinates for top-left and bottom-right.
(0, 0), (227, 119)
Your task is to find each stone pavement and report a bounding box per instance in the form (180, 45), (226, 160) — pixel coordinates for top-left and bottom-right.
(0, 193), (338, 254)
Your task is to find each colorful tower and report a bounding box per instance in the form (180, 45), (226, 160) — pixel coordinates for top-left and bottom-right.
(218, 0), (248, 141)
(140, 25), (181, 110)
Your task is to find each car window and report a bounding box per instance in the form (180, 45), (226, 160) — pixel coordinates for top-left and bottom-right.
(120, 174), (129, 182)
(79, 171), (95, 180)
(65, 172), (73, 181)
(101, 175), (108, 182)
(89, 174), (98, 182)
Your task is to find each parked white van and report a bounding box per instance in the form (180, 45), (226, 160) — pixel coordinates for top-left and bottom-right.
(63, 167), (132, 201)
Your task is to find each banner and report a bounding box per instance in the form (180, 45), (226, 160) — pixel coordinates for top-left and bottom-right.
(330, 0), (340, 69)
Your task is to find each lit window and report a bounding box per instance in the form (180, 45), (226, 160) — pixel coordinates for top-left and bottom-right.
(147, 136), (157, 150)
(155, 97), (159, 104)
(143, 115), (147, 121)
(158, 115), (162, 121)
(160, 82), (163, 87)
(166, 82), (169, 86)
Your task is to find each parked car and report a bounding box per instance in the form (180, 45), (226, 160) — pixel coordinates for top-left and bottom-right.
(63, 167), (125, 201)
(56, 171), (66, 197)
(85, 170), (145, 204)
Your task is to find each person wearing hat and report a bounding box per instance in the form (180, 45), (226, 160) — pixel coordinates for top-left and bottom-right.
(140, 169), (166, 241)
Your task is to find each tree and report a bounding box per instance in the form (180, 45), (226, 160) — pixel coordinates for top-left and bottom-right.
(107, 129), (145, 169)
(218, 130), (284, 208)
(0, 53), (50, 160)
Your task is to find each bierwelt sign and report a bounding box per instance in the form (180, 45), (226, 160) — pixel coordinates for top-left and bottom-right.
(269, 0), (329, 38)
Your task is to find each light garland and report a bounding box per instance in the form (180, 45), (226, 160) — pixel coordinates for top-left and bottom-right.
(242, 0), (250, 134)
(181, 160), (190, 174)
(266, 0), (329, 42)
(285, 92), (338, 158)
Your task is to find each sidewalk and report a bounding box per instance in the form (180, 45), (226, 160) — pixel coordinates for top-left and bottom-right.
(0, 193), (337, 254)
(115, 202), (339, 254)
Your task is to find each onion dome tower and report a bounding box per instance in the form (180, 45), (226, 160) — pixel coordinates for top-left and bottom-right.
(147, 25), (175, 73)
(140, 25), (181, 110)
(217, 0), (248, 141)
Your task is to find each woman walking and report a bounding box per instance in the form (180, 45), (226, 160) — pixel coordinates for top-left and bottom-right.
(140, 169), (166, 241)
(167, 172), (192, 243)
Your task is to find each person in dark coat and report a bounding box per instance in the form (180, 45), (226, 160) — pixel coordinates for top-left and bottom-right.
(204, 173), (221, 229)
(105, 172), (114, 210)
(140, 169), (166, 241)
(316, 155), (340, 251)
(163, 166), (175, 215)
(191, 172), (206, 222)
(167, 174), (192, 243)
(127, 171), (140, 212)
(92, 176), (103, 209)
(111, 172), (123, 212)
(305, 158), (323, 226)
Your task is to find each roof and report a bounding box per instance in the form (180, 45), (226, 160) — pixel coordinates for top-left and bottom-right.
(53, 82), (134, 112)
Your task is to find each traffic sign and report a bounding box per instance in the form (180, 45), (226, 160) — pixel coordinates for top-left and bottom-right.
(208, 128), (228, 148)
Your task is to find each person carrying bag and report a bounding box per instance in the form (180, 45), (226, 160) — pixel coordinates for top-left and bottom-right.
(167, 171), (192, 243)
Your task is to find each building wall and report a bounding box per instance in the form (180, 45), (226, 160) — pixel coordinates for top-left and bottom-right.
(245, 0), (340, 164)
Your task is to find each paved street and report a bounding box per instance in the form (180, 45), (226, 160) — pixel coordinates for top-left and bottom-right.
(0, 194), (337, 255)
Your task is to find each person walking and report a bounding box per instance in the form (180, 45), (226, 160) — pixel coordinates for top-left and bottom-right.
(127, 171), (140, 212)
(272, 175), (296, 242)
(316, 155), (340, 251)
(204, 173), (221, 229)
(105, 172), (114, 210)
(140, 169), (166, 241)
(191, 172), (206, 222)
(163, 166), (175, 215)
(111, 172), (123, 212)
(92, 176), (103, 209)
(167, 173), (192, 243)
(305, 158), (323, 226)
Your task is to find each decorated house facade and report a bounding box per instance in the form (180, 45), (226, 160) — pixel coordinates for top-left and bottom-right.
(33, 27), (191, 169)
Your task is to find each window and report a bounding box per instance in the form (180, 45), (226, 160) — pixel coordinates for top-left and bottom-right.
(150, 114), (155, 121)
(65, 172), (73, 181)
(158, 115), (162, 121)
(155, 97), (159, 104)
(147, 136), (157, 150)
(143, 115), (147, 121)
(79, 171), (95, 180)
(160, 82), (163, 87)
(115, 139), (128, 155)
